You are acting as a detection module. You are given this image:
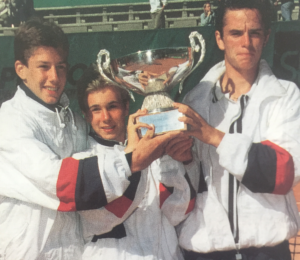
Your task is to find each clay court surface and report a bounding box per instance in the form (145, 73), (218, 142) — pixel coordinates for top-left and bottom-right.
(290, 184), (300, 260)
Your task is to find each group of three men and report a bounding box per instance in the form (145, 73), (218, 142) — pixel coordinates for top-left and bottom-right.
(1, 0), (300, 259)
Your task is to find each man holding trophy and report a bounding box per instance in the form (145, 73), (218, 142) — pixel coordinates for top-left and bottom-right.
(0, 18), (193, 259)
(175, 0), (300, 259)
(76, 63), (196, 259)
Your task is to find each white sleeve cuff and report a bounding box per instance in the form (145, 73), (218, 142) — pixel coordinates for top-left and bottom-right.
(216, 133), (252, 180)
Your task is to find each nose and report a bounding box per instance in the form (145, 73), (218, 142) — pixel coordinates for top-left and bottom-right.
(48, 66), (59, 83)
(101, 109), (111, 121)
(242, 33), (251, 47)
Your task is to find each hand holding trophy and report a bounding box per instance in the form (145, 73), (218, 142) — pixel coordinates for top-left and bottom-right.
(97, 31), (205, 136)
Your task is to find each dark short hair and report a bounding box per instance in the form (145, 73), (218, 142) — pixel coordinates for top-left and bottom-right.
(203, 2), (211, 8)
(77, 63), (131, 113)
(215, 0), (272, 37)
(14, 17), (69, 65)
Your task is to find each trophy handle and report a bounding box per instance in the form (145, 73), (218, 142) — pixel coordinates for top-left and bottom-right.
(178, 31), (206, 94)
(97, 49), (135, 101)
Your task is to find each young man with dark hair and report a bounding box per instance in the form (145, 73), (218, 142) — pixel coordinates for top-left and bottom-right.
(75, 63), (195, 260)
(174, 0), (300, 259)
(0, 19), (185, 259)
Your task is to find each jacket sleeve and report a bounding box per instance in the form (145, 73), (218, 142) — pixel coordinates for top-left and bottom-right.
(0, 121), (132, 211)
(154, 155), (197, 226)
(79, 169), (146, 241)
(217, 82), (300, 195)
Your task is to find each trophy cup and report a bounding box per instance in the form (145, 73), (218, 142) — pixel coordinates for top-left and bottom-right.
(97, 31), (205, 136)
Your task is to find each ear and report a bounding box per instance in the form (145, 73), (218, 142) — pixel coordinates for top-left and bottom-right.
(83, 111), (92, 123)
(263, 29), (271, 47)
(15, 60), (27, 81)
(215, 30), (225, 51)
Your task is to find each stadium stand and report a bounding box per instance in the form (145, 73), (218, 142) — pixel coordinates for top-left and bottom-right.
(0, 0), (298, 35)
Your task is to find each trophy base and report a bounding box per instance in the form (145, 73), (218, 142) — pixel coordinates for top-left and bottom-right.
(137, 108), (187, 137)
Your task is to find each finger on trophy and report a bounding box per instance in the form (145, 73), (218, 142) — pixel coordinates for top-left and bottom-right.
(165, 138), (193, 163)
(143, 124), (155, 139)
(125, 122), (152, 154)
(128, 109), (148, 125)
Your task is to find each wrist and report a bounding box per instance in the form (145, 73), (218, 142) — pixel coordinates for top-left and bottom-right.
(209, 129), (225, 148)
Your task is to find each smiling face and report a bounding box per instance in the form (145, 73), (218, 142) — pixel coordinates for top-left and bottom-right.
(15, 46), (68, 104)
(215, 8), (269, 75)
(86, 86), (129, 143)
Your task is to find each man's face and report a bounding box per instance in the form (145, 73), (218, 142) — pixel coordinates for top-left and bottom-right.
(15, 46), (67, 104)
(86, 86), (129, 143)
(215, 9), (269, 73)
(204, 4), (211, 13)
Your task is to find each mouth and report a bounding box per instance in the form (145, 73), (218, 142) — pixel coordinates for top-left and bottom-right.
(101, 126), (116, 133)
(45, 87), (59, 91)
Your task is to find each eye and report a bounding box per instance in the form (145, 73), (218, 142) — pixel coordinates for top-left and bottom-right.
(108, 104), (117, 109)
(250, 31), (262, 37)
(39, 65), (49, 69)
(231, 31), (242, 37)
(90, 107), (101, 113)
(57, 64), (67, 70)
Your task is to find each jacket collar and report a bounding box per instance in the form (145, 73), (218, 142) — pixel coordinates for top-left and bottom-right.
(19, 82), (68, 112)
(89, 131), (126, 147)
(208, 60), (286, 104)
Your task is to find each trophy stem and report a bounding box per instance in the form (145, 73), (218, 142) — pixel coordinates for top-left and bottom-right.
(142, 92), (174, 113)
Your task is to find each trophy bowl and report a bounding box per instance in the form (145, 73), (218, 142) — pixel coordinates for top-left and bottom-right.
(97, 31), (205, 136)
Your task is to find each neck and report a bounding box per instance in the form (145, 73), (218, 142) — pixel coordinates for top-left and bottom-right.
(221, 61), (259, 100)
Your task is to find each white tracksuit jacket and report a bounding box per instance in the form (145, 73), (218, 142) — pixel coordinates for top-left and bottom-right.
(76, 134), (197, 260)
(178, 60), (300, 253)
(0, 85), (136, 259)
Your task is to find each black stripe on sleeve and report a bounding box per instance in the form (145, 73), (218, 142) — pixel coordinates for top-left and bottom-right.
(91, 223), (126, 242)
(241, 143), (276, 193)
(198, 162), (208, 193)
(124, 172), (141, 200)
(75, 156), (108, 210)
(185, 172), (197, 199)
(125, 152), (132, 169)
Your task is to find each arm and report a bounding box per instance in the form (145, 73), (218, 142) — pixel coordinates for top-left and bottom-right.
(217, 85), (300, 195)
(0, 125), (133, 211)
(156, 155), (198, 226)
(175, 84), (300, 196)
(79, 168), (147, 239)
(200, 12), (215, 26)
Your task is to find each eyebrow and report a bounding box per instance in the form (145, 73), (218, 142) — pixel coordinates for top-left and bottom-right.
(89, 100), (120, 110)
(36, 60), (67, 65)
(229, 28), (263, 33)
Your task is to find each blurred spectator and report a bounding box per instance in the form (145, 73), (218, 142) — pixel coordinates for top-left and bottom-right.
(269, 0), (278, 21)
(0, 0), (9, 26)
(200, 1), (215, 26)
(274, 0), (294, 21)
(150, 0), (167, 29)
(16, 0), (35, 24)
(7, 0), (17, 27)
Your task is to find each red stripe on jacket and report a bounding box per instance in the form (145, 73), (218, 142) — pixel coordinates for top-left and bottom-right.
(159, 183), (172, 208)
(105, 196), (133, 218)
(262, 140), (294, 195)
(57, 157), (79, 211)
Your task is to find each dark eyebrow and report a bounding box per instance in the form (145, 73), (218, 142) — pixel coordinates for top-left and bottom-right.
(36, 60), (67, 65)
(229, 28), (263, 34)
(249, 28), (263, 33)
(89, 104), (100, 110)
(108, 100), (120, 105)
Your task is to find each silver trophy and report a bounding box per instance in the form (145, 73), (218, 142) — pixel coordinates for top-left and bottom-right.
(97, 31), (205, 136)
